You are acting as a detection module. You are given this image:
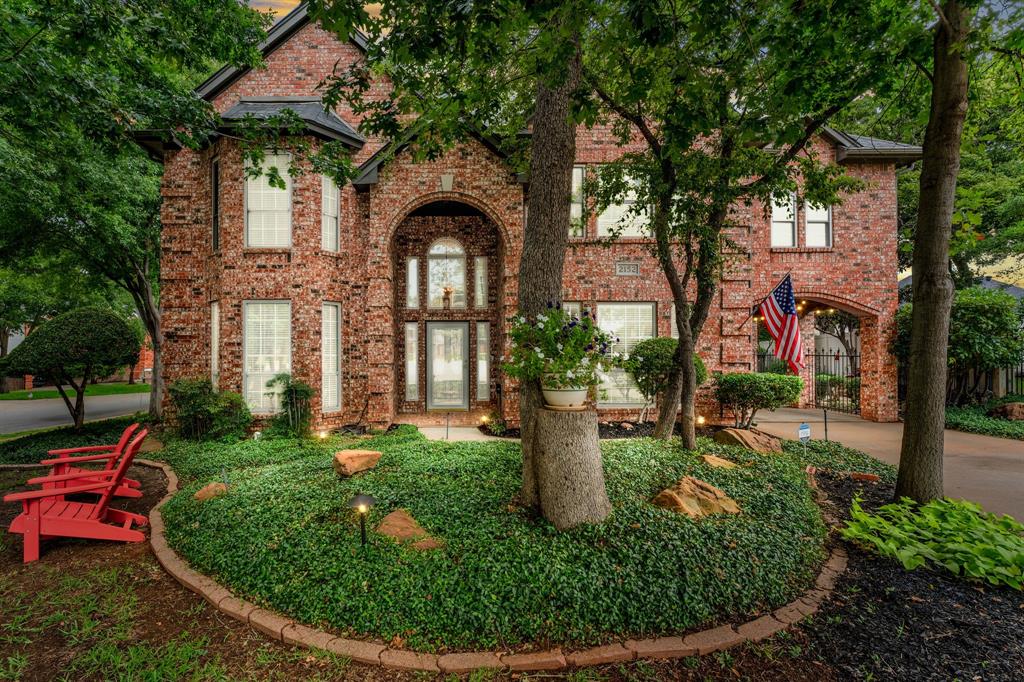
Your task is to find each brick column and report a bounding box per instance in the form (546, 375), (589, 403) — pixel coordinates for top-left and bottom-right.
(859, 313), (899, 422)
(797, 313), (816, 408)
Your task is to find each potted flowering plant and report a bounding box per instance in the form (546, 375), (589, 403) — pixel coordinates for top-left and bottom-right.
(503, 303), (619, 409)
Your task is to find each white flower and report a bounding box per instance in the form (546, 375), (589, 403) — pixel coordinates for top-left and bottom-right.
(556, 342), (563, 351)
(581, 356), (590, 365)
(537, 350), (545, 359)
(538, 314), (548, 323)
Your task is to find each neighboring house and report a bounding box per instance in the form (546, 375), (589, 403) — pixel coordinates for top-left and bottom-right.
(140, 5), (920, 428)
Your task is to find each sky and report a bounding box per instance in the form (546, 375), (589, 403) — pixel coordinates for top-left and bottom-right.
(248, 0), (300, 16)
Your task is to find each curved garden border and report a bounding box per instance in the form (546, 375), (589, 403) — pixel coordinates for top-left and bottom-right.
(126, 458), (851, 672)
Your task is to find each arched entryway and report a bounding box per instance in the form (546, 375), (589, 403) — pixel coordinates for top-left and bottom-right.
(391, 200), (505, 420)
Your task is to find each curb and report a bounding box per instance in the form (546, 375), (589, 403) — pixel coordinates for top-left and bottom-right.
(138, 459), (848, 673)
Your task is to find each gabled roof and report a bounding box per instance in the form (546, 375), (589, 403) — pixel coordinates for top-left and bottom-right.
(195, 4), (368, 102)
(221, 97), (365, 149)
(821, 127), (922, 164)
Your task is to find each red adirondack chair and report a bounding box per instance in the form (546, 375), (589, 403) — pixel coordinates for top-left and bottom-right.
(5, 430), (150, 563)
(36, 423), (144, 498)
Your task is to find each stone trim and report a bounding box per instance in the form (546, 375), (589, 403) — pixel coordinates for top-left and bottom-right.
(140, 458), (848, 672)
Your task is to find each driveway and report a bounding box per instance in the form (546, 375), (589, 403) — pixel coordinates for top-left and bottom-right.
(756, 407), (1024, 520)
(0, 393), (149, 434)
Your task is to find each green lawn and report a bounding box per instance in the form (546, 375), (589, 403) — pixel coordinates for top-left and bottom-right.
(160, 426), (839, 651)
(0, 382), (150, 401)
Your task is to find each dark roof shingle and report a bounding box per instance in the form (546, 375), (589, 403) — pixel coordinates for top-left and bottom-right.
(221, 97), (365, 149)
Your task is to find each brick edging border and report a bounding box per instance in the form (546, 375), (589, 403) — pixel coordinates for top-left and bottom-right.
(137, 458), (848, 672)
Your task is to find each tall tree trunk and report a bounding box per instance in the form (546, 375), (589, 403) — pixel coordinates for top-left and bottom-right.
(127, 361), (137, 385)
(517, 50), (581, 507)
(896, 1), (970, 503)
(0, 328), (8, 394)
(534, 408), (611, 529)
(124, 259), (163, 422)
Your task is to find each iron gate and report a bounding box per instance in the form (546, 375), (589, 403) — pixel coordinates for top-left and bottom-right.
(757, 351), (861, 414)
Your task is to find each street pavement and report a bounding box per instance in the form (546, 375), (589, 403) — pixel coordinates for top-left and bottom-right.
(0, 393), (149, 434)
(757, 407), (1024, 520)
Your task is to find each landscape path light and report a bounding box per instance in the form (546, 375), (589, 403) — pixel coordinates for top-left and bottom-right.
(348, 492), (376, 547)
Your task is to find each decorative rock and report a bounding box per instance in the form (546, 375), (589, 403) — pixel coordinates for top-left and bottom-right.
(713, 428), (783, 453)
(652, 477), (742, 520)
(619, 422), (635, 430)
(376, 509), (442, 550)
(333, 449), (382, 476)
(701, 454), (738, 469)
(988, 402), (1024, 420)
(194, 482), (227, 501)
(850, 472), (881, 482)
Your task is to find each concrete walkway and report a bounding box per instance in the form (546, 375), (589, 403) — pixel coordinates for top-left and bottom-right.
(0, 393), (149, 434)
(756, 407), (1024, 520)
(418, 426), (507, 442)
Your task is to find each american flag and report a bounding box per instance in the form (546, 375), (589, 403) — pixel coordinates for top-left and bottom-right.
(756, 275), (804, 373)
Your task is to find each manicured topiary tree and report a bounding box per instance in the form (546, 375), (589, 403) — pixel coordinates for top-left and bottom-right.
(0, 307), (140, 429)
(624, 338), (706, 428)
(714, 372), (804, 429)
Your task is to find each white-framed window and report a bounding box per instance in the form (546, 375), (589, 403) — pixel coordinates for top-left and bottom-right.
(596, 302), (655, 405)
(805, 202), (832, 248)
(670, 303), (678, 339)
(321, 303), (341, 412)
(245, 152), (292, 248)
(427, 238), (466, 308)
(210, 301), (220, 389)
(570, 165), (585, 237)
(563, 301), (582, 318)
(598, 174), (649, 237)
(321, 175), (339, 251)
(405, 322), (419, 401)
(243, 301), (291, 412)
(474, 256), (488, 308)
(211, 159), (221, 252)
(476, 322), (490, 401)
(770, 193), (796, 247)
(406, 257), (419, 308)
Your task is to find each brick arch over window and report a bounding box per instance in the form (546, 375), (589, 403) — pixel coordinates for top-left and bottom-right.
(791, 288), (898, 422)
(383, 191), (514, 254)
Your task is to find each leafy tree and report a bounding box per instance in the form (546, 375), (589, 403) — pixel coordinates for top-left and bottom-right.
(579, 0), (922, 446)
(814, 309), (861, 372)
(0, 308), (141, 429)
(0, 0), (271, 420)
(897, 2), (1024, 504)
(624, 338), (705, 423)
(894, 287), (1024, 405)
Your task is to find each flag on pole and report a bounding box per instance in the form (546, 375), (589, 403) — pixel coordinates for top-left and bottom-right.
(755, 274), (804, 373)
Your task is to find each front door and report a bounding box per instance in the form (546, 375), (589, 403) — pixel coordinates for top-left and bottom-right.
(426, 322), (469, 410)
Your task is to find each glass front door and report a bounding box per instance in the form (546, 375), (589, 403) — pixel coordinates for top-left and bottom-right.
(426, 322), (469, 410)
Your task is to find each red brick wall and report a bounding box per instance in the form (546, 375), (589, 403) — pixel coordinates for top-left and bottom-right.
(157, 21), (901, 428)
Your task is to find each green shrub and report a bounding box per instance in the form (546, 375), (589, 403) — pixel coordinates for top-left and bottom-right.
(625, 338), (706, 403)
(168, 379), (251, 441)
(482, 410), (508, 436)
(764, 358), (791, 375)
(266, 373), (313, 438)
(0, 415), (145, 465)
(161, 431), (826, 650)
(714, 372), (803, 428)
(842, 496), (1024, 590)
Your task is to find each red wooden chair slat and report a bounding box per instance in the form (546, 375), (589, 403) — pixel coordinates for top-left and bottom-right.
(5, 430), (150, 562)
(35, 424), (143, 498)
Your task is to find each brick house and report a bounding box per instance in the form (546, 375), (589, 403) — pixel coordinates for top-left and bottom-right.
(144, 5), (920, 430)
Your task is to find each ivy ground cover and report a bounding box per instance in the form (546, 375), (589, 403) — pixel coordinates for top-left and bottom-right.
(161, 426), (828, 651)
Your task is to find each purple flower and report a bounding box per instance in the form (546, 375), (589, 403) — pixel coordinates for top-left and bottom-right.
(546, 301), (554, 309)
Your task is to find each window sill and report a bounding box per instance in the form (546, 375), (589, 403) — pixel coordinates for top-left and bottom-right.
(770, 246), (834, 254)
(242, 247), (291, 255)
(319, 249), (343, 258)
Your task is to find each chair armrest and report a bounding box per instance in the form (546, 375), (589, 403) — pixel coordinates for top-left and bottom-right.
(47, 445), (117, 456)
(27, 470), (116, 485)
(40, 452), (121, 466)
(4, 482), (111, 502)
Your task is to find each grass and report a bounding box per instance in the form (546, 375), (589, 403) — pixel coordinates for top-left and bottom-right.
(162, 426), (830, 651)
(945, 395), (1024, 441)
(0, 414), (147, 464)
(0, 382), (150, 401)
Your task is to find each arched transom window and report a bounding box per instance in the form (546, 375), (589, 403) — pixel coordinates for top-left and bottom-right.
(427, 238), (466, 308)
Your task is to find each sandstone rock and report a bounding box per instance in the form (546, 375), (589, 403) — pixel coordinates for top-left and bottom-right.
(713, 428), (783, 453)
(194, 482), (227, 501)
(988, 402), (1024, 420)
(332, 449), (382, 476)
(850, 472), (881, 482)
(701, 454), (738, 469)
(619, 422), (634, 430)
(376, 509), (442, 550)
(652, 476), (741, 520)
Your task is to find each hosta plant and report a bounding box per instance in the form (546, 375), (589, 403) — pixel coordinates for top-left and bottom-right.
(503, 303), (619, 389)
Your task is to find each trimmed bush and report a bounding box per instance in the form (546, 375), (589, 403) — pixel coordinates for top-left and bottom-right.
(168, 378), (251, 442)
(624, 338), (706, 419)
(266, 373), (314, 438)
(161, 428), (827, 650)
(842, 496), (1024, 590)
(715, 372), (803, 428)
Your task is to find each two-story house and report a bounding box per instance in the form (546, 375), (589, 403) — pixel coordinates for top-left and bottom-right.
(142, 5), (920, 430)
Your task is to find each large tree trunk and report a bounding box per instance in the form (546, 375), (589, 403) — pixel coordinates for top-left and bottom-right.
(125, 259), (163, 422)
(896, 1), (970, 503)
(534, 408), (611, 529)
(518, 50), (581, 507)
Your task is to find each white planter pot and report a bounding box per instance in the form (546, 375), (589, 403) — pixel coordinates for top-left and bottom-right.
(541, 386), (589, 409)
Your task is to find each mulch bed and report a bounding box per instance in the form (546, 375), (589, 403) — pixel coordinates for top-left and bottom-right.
(2, 463), (1021, 680)
(484, 420), (726, 440)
